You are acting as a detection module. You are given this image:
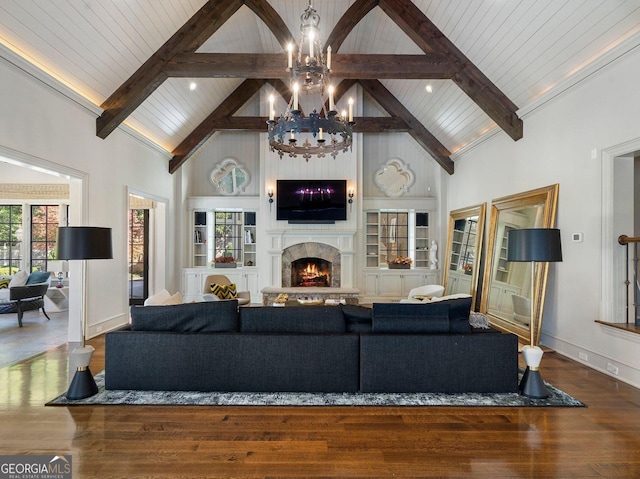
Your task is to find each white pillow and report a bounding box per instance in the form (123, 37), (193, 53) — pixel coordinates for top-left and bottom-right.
(9, 270), (28, 288)
(144, 289), (171, 306)
(201, 293), (219, 302)
(163, 292), (183, 305)
(427, 293), (472, 303)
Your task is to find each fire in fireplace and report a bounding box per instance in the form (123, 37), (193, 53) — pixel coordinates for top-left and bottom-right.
(291, 258), (331, 287)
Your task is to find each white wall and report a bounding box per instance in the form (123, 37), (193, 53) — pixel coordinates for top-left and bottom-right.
(0, 50), (177, 341)
(448, 46), (640, 387)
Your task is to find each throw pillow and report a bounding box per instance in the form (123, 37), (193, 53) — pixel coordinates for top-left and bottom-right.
(210, 283), (237, 300)
(372, 302), (450, 333)
(163, 292), (183, 305)
(144, 289), (171, 306)
(8, 270), (28, 288)
(26, 271), (51, 285)
(0, 279), (9, 289)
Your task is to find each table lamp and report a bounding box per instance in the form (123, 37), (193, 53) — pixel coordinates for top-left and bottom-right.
(57, 226), (112, 400)
(507, 228), (562, 398)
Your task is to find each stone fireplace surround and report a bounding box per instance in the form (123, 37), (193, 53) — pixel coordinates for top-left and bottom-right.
(282, 242), (341, 288)
(263, 230), (358, 304)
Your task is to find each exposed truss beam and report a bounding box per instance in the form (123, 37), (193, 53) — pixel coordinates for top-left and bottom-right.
(325, 0), (379, 51)
(243, 0), (292, 48)
(96, 0), (244, 139)
(378, 0), (523, 141)
(169, 79), (266, 174)
(98, 0), (522, 175)
(165, 53), (454, 79)
(360, 79), (454, 174)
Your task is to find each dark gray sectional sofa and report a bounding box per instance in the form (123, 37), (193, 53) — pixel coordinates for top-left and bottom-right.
(105, 297), (519, 394)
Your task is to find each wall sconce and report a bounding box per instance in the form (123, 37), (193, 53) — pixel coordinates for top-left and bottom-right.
(348, 187), (355, 211)
(267, 187), (274, 211)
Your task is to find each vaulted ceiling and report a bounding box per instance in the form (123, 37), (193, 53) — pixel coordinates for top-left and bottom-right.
(1, 1), (639, 174)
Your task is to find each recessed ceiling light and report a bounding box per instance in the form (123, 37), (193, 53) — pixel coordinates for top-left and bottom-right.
(189, 82), (197, 91)
(425, 84), (433, 93)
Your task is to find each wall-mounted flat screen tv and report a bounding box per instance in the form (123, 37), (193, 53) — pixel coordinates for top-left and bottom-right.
(277, 179), (347, 224)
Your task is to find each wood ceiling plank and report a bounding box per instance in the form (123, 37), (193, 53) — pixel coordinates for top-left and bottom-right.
(164, 53), (455, 79)
(97, 0), (244, 139)
(325, 0), (380, 51)
(243, 0), (292, 48)
(169, 78), (266, 174)
(360, 79), (453, 174)
(379, 0), (523, 141)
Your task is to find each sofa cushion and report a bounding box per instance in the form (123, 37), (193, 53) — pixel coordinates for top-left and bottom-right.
(210, 283), (237, 300)
(9, 271), (28, 288)
(130, 300), (239, 332)
(0, 279), (9, 289)
(240, 306), (346, 333)
(428, 294), (473, 333)
(26, 271), (50, 285)
(372, 302), (450, 333)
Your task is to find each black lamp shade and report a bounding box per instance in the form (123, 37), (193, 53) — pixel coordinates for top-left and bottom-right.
(507, 228), (562, 262)
(57, 227), (113, 260)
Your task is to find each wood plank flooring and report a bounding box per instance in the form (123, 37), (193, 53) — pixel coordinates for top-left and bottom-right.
(1, 335), (639, 478)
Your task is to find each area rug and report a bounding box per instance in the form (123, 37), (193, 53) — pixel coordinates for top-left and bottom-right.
(47, 371), (585, 407)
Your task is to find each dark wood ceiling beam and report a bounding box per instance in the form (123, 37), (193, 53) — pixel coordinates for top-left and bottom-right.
(97, 0), (244, 139)
(175, 115), (408, 133)
(378, 0), (523, 141)
(326, 0), (379, 51)
(360, 79), (454, 174)
(243, 0), (292, 48)
(169, 79), (265, 174)
(164, 53), (454, 79)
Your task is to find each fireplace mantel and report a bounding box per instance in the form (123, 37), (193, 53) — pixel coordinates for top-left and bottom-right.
(267, 229), (357, 288)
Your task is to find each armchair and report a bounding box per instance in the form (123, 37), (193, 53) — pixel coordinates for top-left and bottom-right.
(399, 284), (445, 303)
(203, 274), (250, 306)
(0, 282), (51, 327)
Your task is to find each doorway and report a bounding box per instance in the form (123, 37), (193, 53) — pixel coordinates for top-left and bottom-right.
(128, 207), (149, 305)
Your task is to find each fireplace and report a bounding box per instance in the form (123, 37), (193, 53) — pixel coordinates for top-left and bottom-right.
(282, 242), (341, 288)
(291, 257), (331, 287)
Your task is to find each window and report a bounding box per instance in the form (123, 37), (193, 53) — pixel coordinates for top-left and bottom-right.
(214, 211), (242, 264)
(31, 205), (59, 272)
(0, 205), (23, 275)
(380, 211), (409, 262)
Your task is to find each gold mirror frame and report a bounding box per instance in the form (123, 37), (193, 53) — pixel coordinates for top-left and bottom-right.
(480, 184), (559, 344)
(442, 203), (486, 310)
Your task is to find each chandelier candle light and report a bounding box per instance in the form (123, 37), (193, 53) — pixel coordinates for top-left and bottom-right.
(267, 3), (354, 161)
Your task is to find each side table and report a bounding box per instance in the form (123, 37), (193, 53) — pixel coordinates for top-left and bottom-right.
(45, 286), (69, 312)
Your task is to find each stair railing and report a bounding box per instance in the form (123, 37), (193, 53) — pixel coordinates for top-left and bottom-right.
(617, 235), (640, 326)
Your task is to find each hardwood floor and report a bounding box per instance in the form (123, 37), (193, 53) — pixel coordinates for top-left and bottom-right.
(1, 336), (639, 478)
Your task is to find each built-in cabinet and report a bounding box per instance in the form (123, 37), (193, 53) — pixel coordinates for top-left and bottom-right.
(365, 210), (431, 268)
(182, 268), (260, 304)
(495, 225), (515, 283)
(186, 207), (260, 303)
(362, 270), (440, 303)
(362, 208), (439, 302)
(488, 282), (521, 318)
(191, 210), (258, 268)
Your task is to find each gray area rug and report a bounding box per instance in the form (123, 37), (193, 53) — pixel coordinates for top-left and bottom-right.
(47, 371), (586, 407)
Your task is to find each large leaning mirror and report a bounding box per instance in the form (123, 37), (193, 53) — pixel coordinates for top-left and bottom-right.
(442, 203), (486, 310)
(480, 184), (559, 345)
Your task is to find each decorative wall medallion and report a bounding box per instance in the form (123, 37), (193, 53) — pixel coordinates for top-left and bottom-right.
(374, 158), (415, 197)
(210, 158), (250, 196)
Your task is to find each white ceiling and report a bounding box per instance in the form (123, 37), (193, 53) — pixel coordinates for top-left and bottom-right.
(1, 0), (639, 160)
